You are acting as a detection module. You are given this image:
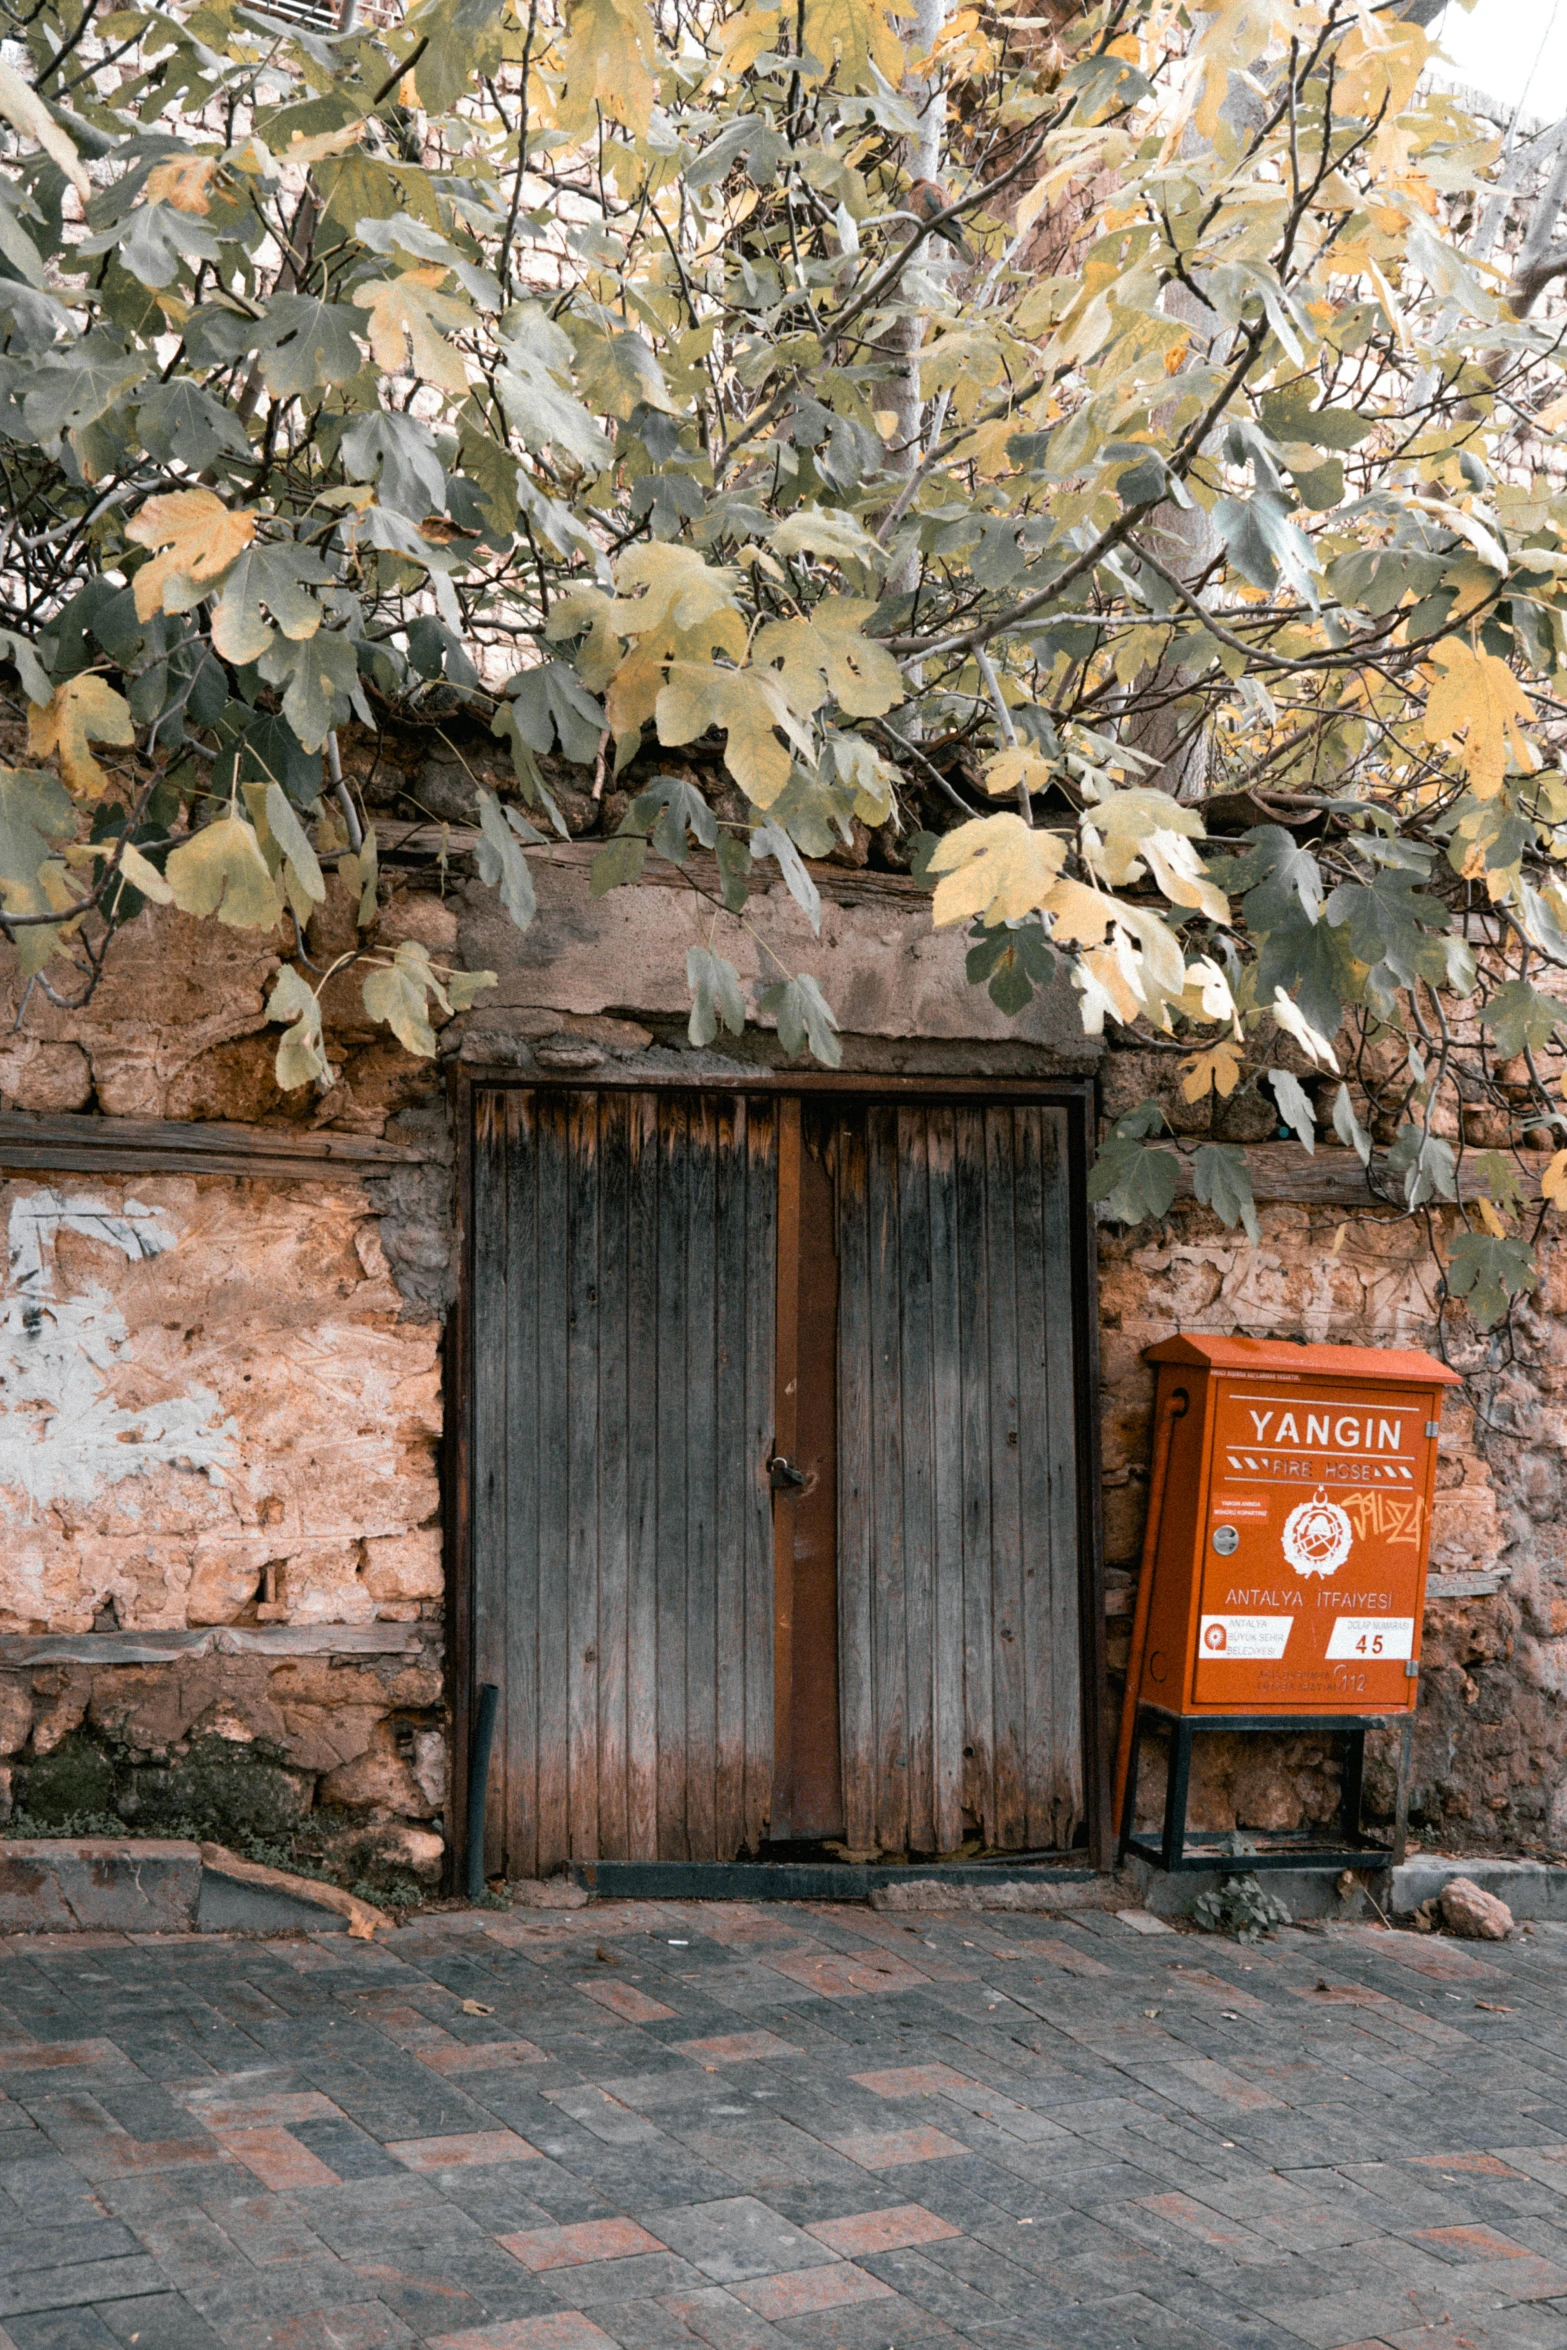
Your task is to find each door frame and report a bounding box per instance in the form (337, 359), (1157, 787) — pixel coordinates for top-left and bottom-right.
(447, 1066), (1108, 1885)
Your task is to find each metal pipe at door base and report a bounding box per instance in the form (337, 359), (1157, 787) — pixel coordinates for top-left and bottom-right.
(466, 1682), (500, 1902)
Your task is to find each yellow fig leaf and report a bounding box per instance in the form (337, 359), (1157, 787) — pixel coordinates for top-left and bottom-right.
(285, 120), (367, 166)
(363, 940), (443, 1058)
(655, 662), (811, 807)
(1474, 1195), (1507, 1239)
(164, 818), (283, 930)
(26, 676), (135, 802)
(144, 155), (219, 213)
(1182, 1), (1286, 143)
(752, 599), (905, 720)
(1336, 14), (1431, 133)
(1422, 636), (1537, 802)
(711, 3), (780, 79)
(352, 268), (472, 395)
(1181, 1040), (1243, 1102)
(1038, 875), (1116, 946)
(545, 586), (623, 692)
(126, 489), (257, 622)
(268, 965), (331, 1089)
(929, 815), (1067, 928)
(801, 0), (904, 92)
(1543, 1149), (1567, 1208)
(982, 746), (1054, 800)
(557, 0), (657, 134)
(602, 546), (747, 746)
(1089, 786), (1204, 883)
(113, 840), (175, 906)
(1139, 830), (1229, 924)
(610, 543), (743, 643)
(66, 836), (176, 908)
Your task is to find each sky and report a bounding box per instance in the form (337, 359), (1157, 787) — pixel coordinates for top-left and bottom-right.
(1434, 0), (1567, 124)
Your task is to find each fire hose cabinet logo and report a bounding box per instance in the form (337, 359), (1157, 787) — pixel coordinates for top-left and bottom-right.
(1133, 1335), (1460, 1718)
(1282, 1491), (1354, 1577)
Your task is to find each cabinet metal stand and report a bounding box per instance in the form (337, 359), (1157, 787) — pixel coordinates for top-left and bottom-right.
(1118, 1705), (1414, 1874)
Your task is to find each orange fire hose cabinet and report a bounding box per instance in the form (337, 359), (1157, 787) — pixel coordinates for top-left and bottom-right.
(1114, 1334), (1460, 1871)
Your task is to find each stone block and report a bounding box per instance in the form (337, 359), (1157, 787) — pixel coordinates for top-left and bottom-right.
(0, 1037), (92, 1112)
(361, 1529), (443, 1602)
(319, 1724), (432, 1817)
(0, 1838), (201, 1931)
(0, 1676), (30, 1754)
(324, 1819), (445, 1883)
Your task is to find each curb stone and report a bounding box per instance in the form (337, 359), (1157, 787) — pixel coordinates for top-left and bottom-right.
(0, 1837), (390, 1935)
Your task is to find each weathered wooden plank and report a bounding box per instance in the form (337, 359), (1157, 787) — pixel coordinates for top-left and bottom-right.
(1039, 1106), (1083, 1849)
(925, 1107), (966, 1856)
(743, 1097), (779, 1855)
(595, 1090), (631, 1863)
(533, 1093), (573, 1874)
(0, 1108), (424, 1177)
(624, 1091), (661, 1861)
(1011, 1106), (1056, 1850)
(866, 1106), (909, 1855)
(0, 1626), (432, 1663)
(472, 1092), (512, 1878)
(788, 1112), (843, 1842)
(503, 1091), (541, 1881)
(984, 1107), (1027, 1851)
(770, 1100), (802, 1841)
(565, 1092), (602, 1859)
(656, 1093), (691, 1860)
(954, 1107), (996, 1847)
(684, 1093), (720, 1862)
(713, 1096), (749, 1861)
(833, 1109), (877, 1855)
(1169, 1139), (1529, 1207)
(895, 1108), (936, 1856)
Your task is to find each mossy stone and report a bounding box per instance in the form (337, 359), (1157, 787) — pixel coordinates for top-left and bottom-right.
(18, 1736), (115, 1824)
(127, 1739), (308, 1841)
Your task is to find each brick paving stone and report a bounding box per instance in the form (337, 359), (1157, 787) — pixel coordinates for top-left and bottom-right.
(825, 2123), (970, 2169)
(572, 1989), (677, 2028)
(727, 2266), (892, 2319)
(804, 2204), (961, 2255)
(417, 2046), (549, 2079)
(670, 2037), (802, 2067)
(499, 2223), (665, 2273)
(427, 2318), (620, 2348)
(644, 2197), (839, 2286)
(388, 2133), (542, 2172)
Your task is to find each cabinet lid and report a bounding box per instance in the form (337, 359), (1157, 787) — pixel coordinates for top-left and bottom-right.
(1144, 1333), (1461, 1384)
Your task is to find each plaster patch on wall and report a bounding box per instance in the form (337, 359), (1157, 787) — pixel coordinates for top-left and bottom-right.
(0, 1188), (238, 1511)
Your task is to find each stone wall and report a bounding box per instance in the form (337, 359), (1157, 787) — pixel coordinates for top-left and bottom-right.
(0, 1163), (448, 1889)
(2, 822), (1564, 1877)
(0, 1641), (446, 1889)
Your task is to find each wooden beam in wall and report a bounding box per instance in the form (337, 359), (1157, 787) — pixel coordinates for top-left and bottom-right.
(0, 1109), (426, 1182)
(1172, 1141), (1554, 1210)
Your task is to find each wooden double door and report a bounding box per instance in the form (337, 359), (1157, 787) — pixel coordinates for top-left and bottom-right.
(467, 1083), (1098, 1878)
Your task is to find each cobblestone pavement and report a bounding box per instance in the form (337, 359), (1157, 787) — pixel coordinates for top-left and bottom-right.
(3, 1897), (1567, 2350)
